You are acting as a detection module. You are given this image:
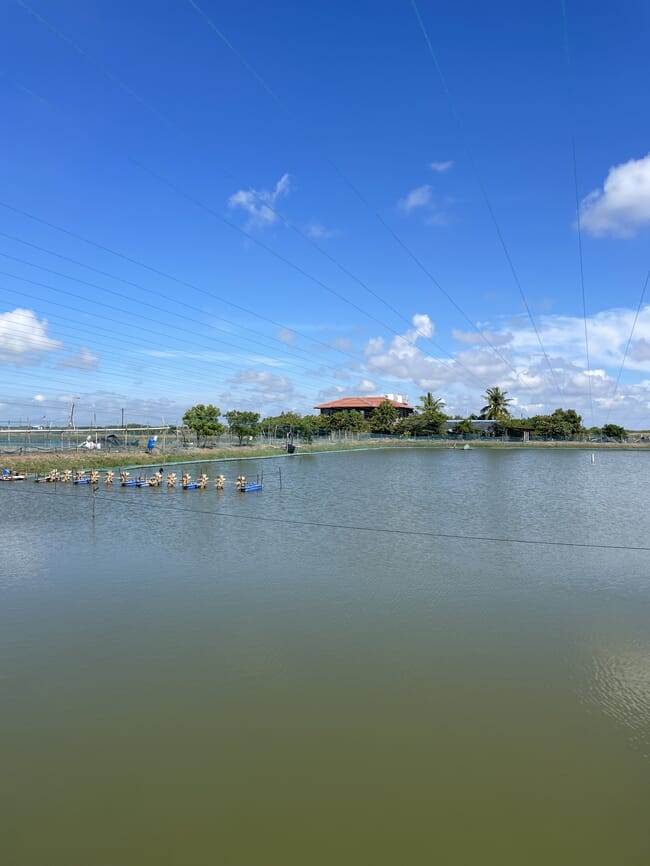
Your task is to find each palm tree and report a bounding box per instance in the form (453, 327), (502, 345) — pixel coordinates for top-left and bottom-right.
(480, 386), (512, 420)
(418, 392), (445, 415)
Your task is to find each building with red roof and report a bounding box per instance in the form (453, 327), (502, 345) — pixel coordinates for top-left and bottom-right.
(314, 396), (414, 420)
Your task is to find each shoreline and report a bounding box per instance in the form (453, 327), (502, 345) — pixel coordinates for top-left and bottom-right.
(2, 437), (648, 475)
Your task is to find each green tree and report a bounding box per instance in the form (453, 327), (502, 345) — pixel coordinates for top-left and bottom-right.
(314, 414), (333, 434)
(601, 423), (627, 441)
(453, 417), (474, 437)
(418, 392), (446, 414)
(396, 414), (445, 437)
(297, 414), (321, 443)
(529, 408), (584, 439)
(225, 410), (260, 445)
(369, 399), (398, 433)
(260, 412), (302, 439)
(555, 408), (584, 437)
(480, 386), (513, 421)
(330, 409), (367, 432)
(260, 411), (323, 444)
(182, 404), (225, 445)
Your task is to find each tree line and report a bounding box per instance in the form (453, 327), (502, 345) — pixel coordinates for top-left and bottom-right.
(181, 388), (628, 445)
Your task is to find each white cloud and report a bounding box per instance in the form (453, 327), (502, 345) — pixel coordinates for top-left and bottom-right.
(57, 347), (99, 370)
(411, 313), (434, 340)
(332, 336), (353, 353)
(580, 153), (650, 237)
(0, 308), (62, 364)
(141, 348), (287, 367)
(231, 368), (294, 396)
(316, 388), (346, 402)
(629, 338), (650, 362)
(398, 186), (453, 225)
(304, 221), (339, 239)
(277, 328), (295, 346)
(398, 184), (432, 213)
(430, 160), (453, 173)
(4, 390), (183, 427)
(364, 313), (461, 389)
(354, 303), (650, 426)
(424, 210), (450, 227)
(228, 173), (291, 228)
(452, 328), (513, 347)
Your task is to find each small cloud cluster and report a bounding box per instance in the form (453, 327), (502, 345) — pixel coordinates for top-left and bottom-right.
(364, 313), (457, 388)
(355, 303), (650, 426)
(231, 368), (294, 398)
(304, 220), (339, 239)
(398, 161), (454, 225)
(58, 347), (100, 370)
(398, 184), (433, 214)
(580, 153), (650, 237)
(228, 173), (291, 229)
(276, 328), (295, 346)
(0, 308), (62, 364)
(452, 328), (514, 347)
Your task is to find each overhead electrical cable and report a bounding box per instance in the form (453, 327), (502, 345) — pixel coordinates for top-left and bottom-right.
(9, 4), (473, 386)
(13, 0), (530, 401)
(5, 483), (650, 555)
(411, 0), (564, 400)
(0, 229), (355, 368)
(13, 0), (518, 389)
(604, 268), (650, 426)
(1, 274), (361, 395)
(560, 0), (594, 426)
(0, 245), (365, 377)
(13, 0), (171, 127)
(0, 296), (340, 398)
(183, 0), (524, 379)
(0, 200), (363, 366)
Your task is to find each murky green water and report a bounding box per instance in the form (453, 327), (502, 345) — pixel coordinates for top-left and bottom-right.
(2, 448), (649, 865)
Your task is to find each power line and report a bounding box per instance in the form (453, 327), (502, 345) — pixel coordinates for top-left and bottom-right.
(0, 201), (358, 365)
(182, 0), (524, 379)
(13, 0), (171, 127)
(1, 282), (359, 397)
(604, 268), (650, 426)
(0, 229), (338, 367)
(410, 0), (564, 400)
(560, 0), (594, 427)
(0, 246), (365, 379)
(132, 157), (459, 362)
(4, 481), (650, 554)
(12, 0), (567, 403)
(9, 4), (479, 386)
(0, 227), (387, 377)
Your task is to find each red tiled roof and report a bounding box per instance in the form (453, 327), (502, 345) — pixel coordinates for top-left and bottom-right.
(314, 396), (413, 410)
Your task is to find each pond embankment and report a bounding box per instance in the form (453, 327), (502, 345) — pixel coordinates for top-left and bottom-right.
(3, 436), (649, 475)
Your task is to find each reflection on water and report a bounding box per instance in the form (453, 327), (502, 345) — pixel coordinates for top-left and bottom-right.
(586, 641), (650, 751)
(1, 448), (650, 865)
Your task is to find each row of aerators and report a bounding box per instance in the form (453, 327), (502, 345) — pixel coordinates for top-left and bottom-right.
(34, 469), (263, 491)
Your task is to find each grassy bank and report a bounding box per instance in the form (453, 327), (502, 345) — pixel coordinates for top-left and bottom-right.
(2, 440), (395, 474)
(2, 436), (648, 475)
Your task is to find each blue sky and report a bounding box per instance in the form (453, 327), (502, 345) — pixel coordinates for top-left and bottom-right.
(2, 0), (650, 427)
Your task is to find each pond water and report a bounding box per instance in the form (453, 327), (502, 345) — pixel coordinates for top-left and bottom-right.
(2, 447), (649, 865)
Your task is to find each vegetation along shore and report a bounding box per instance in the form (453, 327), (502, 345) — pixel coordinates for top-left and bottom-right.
(3, 387), (649, 476)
